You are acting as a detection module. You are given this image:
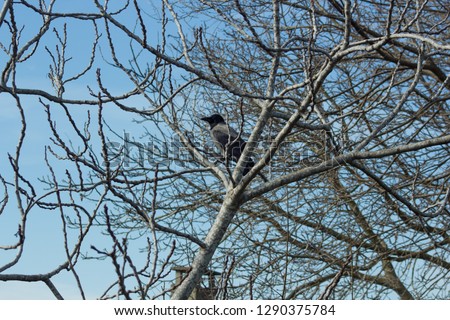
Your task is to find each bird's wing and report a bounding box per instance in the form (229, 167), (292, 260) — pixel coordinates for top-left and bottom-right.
(211, 124), (240, 147)
(211, 123), (246, 161)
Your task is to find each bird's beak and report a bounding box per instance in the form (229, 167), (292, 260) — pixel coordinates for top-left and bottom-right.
(200, 116), (210, 122)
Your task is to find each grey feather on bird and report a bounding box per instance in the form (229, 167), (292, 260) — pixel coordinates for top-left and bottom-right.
(200, 114), (267, 182)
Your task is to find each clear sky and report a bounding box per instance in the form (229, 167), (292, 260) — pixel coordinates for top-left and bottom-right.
(0, 0), (177, 299)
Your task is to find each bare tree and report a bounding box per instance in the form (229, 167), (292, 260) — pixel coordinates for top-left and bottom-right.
(1, 0), (449, 300)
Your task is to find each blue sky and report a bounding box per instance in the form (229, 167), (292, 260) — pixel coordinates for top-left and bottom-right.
(4, 0), (448, 301)
(0, 1), (178, 299)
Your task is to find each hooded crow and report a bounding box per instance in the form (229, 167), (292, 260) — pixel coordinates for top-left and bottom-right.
(201, 114), (255, 177)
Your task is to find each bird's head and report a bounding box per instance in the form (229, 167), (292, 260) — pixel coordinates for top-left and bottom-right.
(200, 114), (225, 128)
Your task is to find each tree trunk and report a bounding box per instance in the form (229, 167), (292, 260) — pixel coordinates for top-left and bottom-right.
(171, 190), (241, 299)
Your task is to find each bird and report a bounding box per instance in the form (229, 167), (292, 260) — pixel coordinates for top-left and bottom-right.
(201, 114), (265, 180)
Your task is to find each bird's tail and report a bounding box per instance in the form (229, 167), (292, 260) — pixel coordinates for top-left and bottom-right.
(258, 172), (268, 182)
(242, 159), (255, 176)
(243, 159), (268, 182)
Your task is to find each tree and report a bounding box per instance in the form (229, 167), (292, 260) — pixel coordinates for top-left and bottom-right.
(1, 0), (449, 300)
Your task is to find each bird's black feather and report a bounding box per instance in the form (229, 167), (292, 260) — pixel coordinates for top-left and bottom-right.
(201, 114), (257, 177)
